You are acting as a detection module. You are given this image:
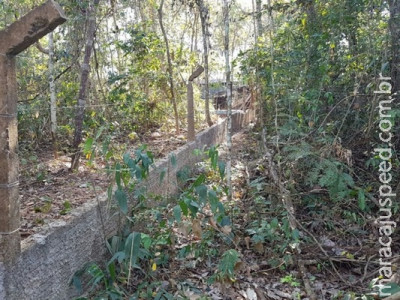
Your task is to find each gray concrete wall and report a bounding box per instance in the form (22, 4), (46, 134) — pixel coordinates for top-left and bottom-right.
(0, 263), (5, 299)
(0, 109), (255, 300)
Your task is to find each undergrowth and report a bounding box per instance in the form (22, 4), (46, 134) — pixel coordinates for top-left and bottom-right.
(70, 130), (400, 300)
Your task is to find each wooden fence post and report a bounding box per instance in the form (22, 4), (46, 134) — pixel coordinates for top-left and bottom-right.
(0, 0), (66, 262)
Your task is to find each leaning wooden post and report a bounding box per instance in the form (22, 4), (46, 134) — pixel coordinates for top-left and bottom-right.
(0, 0), (66, 262)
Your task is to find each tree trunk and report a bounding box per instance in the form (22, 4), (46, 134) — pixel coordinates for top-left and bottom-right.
(48, 32), (58, 158)
(158, 0), (180, 134)
(252, 0), (264, 127)
(223, 0), (232, 202)
(256, 0), (263, 36)
(187, 65), (204, 141)
(197, 0), (213, 127)
(36, 35), (58, 158)
(298, 0), (319, 89)
(71, 0), (99, 170)
(389, 0), (400, 95)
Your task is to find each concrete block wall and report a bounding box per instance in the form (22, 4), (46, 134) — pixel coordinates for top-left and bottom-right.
(0, 108), (255, 300)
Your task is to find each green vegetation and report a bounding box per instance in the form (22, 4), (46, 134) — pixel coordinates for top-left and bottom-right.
(2, 0), (400, 298)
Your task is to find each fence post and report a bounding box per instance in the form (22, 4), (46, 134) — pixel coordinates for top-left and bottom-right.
(0, 0), (66, 262)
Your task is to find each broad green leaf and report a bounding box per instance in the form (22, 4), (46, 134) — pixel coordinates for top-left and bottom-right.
(195, 184), (208, 203)
(173, 205), (182, 223)
(115, 189), (128, 214)
(208, 190), (219, 213)
(125, 232), (141, 267)
(218, 161), (226, 179)
(220, 216), (231, 227)
(123, 152), (131, 165)
(135, 165), (142, 180)
(189, 200), (200, 216)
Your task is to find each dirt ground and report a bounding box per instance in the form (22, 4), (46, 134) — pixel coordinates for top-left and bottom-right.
(18, 129), (190, 239)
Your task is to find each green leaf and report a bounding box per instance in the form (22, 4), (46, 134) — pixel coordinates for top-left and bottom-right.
(292, 229), (300, 241)
(192, 174), (206, 188)
(220, 216), (231, 227)
(126, 158), (136, 179)
(87, 264), (105, 289)
(177, 166), (191, 183)
(102, 137), (110, 156)
(179, 199), (189, 216)
(218, 249), (240, 281)
(108, 261), (116, 282)
(218, 161), (226, 179)
(170, 153), (177, 167)
(173, 205), (182, 223)
(208, 146), (219, 170)
(135, 165), (142, 180)
(125, 232), (141, 267)
(195, 184), (208, 203)
(141, 234), (152, 250)
(115, 163), (122, 189)
(208, 190), (219, 213)
(115, 189), (128, 214)
(83, 137), (94, 155)
(358, 189), (366, 211)
(109, 251), (126, 264)
(193, 149), (202, 156)
(71, 274), (83, 293)
(188, 200), (200, 216)
(379, 283), (400, 296)
(123, 152), (131, 165)
(154, 291), (164, 300)
(95, 125), (105, 140)
(270, 218), (279, 229)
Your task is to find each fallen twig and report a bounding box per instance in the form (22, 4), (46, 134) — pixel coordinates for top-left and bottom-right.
(298, 259), (317, 300)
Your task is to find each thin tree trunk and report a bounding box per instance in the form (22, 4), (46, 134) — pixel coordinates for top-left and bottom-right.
(256, 0), (263, 36)
(48, 32), (58, 158)
(187, 65), (204, 141)
(71, 0), (99, 170)
(36, 36), (58, 158)
(224, 0), (232, 202)
(158, 0), (180, 134)
(197, 0), (213, 126)
(110, 0), (123, 72)
(252, 0), (265, 127)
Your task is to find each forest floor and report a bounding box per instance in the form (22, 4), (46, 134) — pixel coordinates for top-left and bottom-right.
(18, 128), (189, 238)
(135, 127), (375, 300)
(18, 121), (388, 299)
